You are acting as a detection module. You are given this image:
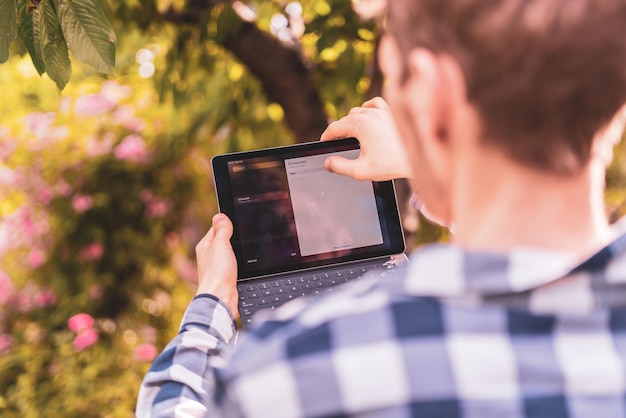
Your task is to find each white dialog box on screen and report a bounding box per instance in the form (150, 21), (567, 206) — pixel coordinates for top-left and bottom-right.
(285, 150), (383, 257)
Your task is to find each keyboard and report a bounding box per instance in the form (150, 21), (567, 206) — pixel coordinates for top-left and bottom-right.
(237, 259), (399, 327)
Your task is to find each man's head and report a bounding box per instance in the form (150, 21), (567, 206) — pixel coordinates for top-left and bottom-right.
(380, 0), (626, 223)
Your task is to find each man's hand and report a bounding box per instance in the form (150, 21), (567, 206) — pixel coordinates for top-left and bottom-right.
(195, 214), (239, 317)
(321, 97), (412, 181)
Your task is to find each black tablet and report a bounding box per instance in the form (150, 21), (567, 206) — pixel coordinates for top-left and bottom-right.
(211, 138), (405, 280)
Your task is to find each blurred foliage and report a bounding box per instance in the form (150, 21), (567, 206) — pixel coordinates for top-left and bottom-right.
(1, 0), (116, 89)
(0, 72), (206, 416)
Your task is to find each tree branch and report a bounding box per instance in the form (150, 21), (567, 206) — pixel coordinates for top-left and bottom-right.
(160, 0), (223, 24)
(159, 1), (328, 143)
(218, 15), (328, 142)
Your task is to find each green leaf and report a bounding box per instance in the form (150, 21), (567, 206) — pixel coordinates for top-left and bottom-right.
(37, 0), (71, 89)
(57, 0), (115, 74)
(17, 0), (46, 74)
(0, 0), (18, 63)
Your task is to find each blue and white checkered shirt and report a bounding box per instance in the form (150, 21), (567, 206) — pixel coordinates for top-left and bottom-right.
(137, 217), (626, 417)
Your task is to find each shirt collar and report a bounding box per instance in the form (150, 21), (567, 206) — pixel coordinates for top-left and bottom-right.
(404, 217), (626, 298)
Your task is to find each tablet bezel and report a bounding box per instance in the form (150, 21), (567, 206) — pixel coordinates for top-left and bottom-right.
(212, 138), (406, 280)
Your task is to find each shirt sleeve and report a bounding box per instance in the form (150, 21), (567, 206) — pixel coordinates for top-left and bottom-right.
(136, 294), (238, 418)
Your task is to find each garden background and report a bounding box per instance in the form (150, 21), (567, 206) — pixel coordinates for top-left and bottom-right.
(1, 0), (625, 416)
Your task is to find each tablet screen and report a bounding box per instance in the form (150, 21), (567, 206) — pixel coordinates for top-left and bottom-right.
(212, 138), (405, 279)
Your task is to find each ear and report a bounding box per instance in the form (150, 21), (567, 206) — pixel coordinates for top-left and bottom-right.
(405, 48), (451, 143)
(401, 49), (456, 180)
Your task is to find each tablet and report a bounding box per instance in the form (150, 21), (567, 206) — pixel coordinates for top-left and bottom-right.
(211, 138), (405, 280)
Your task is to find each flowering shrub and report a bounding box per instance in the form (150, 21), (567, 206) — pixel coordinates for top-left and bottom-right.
(0, 79), (216, 417)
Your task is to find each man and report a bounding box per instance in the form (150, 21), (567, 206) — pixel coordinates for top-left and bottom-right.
(137, 0), (626, 416)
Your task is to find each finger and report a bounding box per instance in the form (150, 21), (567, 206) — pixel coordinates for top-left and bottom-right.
(324, 155), (360, 179)
(211, 213), (233, 242)
(320, 118), (357, 141)
(348, 106), (368, 115)
(361, 97), (389, 110)
(195, 214), (231, 255)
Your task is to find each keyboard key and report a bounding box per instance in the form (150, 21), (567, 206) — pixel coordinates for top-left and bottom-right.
(262, 290), (272, 296)
(249, 292), (260, 299)
(241, 301), (256, 308)
(297, 276), (308, 283)
(272, 281), (283, 287)
(259, 283), (271, 290)
(259, 298), (270, 305)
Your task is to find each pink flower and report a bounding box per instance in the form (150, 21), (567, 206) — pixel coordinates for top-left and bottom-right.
(147, 199), (172, 218)
(140, 189), (172, 218)
(59, 97), (71, 114)
(24, 112), (55, 135)
(0, 166), (15, 186)
(36, 185), (54, 205)
(0, 129), (17, 160)
(88, 284), (104, 300)
(34, 287), (57, 308)
(165, 232), (180, 249)
(101, 81), (131, 103)
(19, 209), (36, 237)
(68, 313), (95, 333)
(79, 242), (104, 262)
(134, 343), (158, 362)
(28, 247), (47, 268)
(0, 207), (49, 257)
(0, 271), (15, 305)
(72, 194), (93, 213)
(86, 133), (115, 157)
(140, 189), (155, 202)
(15, 289), (35, 313)
(55, 181), (72, 197)
(111, 106), (145, 132)
(123, 117), (145, 132)
(75, 94), (116, 117)
(114, 134), (148, 163)
(73, 328), (99, 352)
(0, 334), (15, 354)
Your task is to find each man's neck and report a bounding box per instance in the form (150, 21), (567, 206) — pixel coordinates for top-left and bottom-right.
(450, 148), (611, 260)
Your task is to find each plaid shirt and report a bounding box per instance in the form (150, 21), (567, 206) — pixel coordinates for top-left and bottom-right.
(137, 217), (626, 417)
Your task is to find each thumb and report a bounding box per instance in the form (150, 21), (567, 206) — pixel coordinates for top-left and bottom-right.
(325, 156), (361, 180)
(211, 214), (233, 240)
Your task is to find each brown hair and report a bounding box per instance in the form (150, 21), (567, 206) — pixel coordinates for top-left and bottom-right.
(387, 0), (626, 173)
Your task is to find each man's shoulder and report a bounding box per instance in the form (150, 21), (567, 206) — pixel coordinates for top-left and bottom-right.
(228, 274), (441, 364)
